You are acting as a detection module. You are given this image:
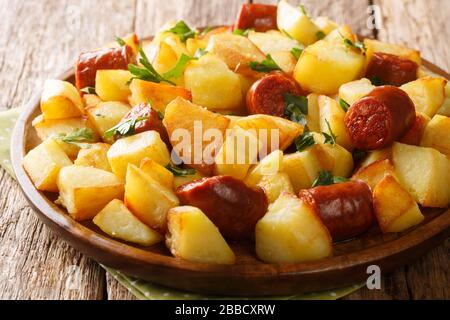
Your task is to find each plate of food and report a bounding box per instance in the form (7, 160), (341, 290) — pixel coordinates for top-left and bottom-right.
(11, 1), (450, 296)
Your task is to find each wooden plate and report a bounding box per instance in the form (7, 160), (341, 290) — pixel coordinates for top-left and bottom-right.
(11, 38), (450, 296)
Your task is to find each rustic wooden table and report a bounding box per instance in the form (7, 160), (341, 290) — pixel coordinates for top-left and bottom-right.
(0, 0), (448, 300)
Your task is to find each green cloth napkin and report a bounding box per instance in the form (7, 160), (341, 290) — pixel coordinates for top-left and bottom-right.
(0, 107), (363, 300)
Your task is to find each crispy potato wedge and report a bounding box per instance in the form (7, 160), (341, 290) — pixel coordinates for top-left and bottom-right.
(124, 164), (179, 231)
(401, 77), (447, 117)
(107, 131), (170, 181)
(74, 143), (111, 172)
(393, 142), (450, 208)
(360, 147), (392, 168)
(338, 78), (375, 106)
(93, 199), (163, 246)
(245, 150), (284, 187)
(257, 172), (294, 203)
(373, 175), (424, 233)
(22, 138), (73, 192)
(41, 80), (84, 119)
(255, 193), (332, 263)
(420, 115), (450, 156)
(283, 151), (322, 192)
(86, 101), (130, 143)
(305, 93), (321, 132)
(95, 70), (132, 103)
(140, 157), (174, 189)
(57, 165), (124, 221)
(352, 159), (396, 191)
(166, 206), (236, 265)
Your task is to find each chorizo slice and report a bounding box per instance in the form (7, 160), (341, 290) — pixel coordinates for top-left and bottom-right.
(75, 45), (135, 91)
(366, 52), (418, 87)
(299, 180), (375, 242)
(344, 86), (416, 150)
(176, 176), (268, 241)
(118, 103), (170, 146)
(234, 3), (278, 32)
(246, 74), (302, 117)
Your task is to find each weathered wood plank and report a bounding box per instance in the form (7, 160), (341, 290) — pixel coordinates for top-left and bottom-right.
(106, 273), (137, 300)
(0, 0), (136, 300)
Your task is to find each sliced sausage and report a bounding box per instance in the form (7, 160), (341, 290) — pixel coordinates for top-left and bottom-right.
(176, 176), (268, 241)
(75, 45), (135, 91)
(366, 52), (418, 87)
(299, 180), (374, 242)
(345, 86), (416, 150)
(246, 74), (302, 117)
(234, 4), (278, 32)
(119, 103), (170, 146)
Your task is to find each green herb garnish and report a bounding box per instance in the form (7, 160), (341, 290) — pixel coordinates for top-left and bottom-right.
(299, 4), (308, 16)
(57, 128), (95, 148)
(116, 36), (126, 47)
(316, 31), (326, 40)
(295, 131), (316, 152)
(312, 170), (349, 188)
(104, 116), (148, 139)
(193, 48), (208, 59)
(128, 47), (176, 85)
(80, 87), (96, 94)
(339, 98), (350, 112)
(233, 28), (253, 37)
(340, 33), (367, 53)
(284, 93), (308, 125)
(322, 119), (337, 145)
(166, 20), (196, 43)
(156, 110), (164, 120)
(162, 54), (196, 80)
(291, 47), (303, 60)
(166, 164), (196, 177)
(249, 54), (282, 73)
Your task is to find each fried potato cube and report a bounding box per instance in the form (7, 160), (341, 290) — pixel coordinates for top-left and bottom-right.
(352, 159), (396, 191)
(248, 30), (301, 54)
(22, 138), (73, 192)
(214, 127), (261, 180)
(401, 77), (447, 117)
(163, 97), (230, 175)
(140, 157), (174, 189)
(186, 38), (207, 57)
(233, 114), (303, 152)
(166, 206), (236, 265)
(420, 115), (450, 156)
(57, 165), (124, 221)
(277, 1), (321, 46)
(294, 40), (365, 95)
(184, 54), (242, 111)
(205, 33), (265, 77)
(270, 50), (298, 75)
(373, 175), (424, 233)
(364, 39), (421, 66)
(93, 199), (162, 246)
(313, 17), (339, 35)
(311, 143), (354, 177)
(152, 42), (178, 74)
(95, 70), (132, 103)
(323, 25), (358, 43)
(360, 147), (392, 168)
(40, 80), (85, 120)
(283, 151), (322, 192)
(437, 82), (450, 117)
(129, 79), (192, 114)
(86, 101), (130, 143)
(83, 93), (102, 108)
(255, 193), (332, 263)
(124, 164), (178, 231)
(245, 150), (284, 187)
(393, 142), (450, 208)
(107, 131), (170, 181)
(74, 143), (111, 172)
(338, 78), (375, 106)
(257, 172), (294, 203)
(32, 115), (100, 159)
(318, 95), (354, 151)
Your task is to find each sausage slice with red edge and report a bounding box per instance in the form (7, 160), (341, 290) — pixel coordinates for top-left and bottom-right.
(299, 180), (375, 242)
(118, 103), (170, 146)
(176, 176), (268, 241)
(344, 86), (416, 150)
(366, 52), (418, 87)
(234, 4), (278, 32)
(246, 74), (302, 117)
(75, 45), (135, 91)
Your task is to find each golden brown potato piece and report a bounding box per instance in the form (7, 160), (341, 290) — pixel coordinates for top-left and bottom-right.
(420, 115), (450, 156)
(373, 175), (424, 233)
(22, 138), (73, 192)
(57, 165), (124, 221)
(166, 206), (236, 265)
(352, 159), (396, 191)
(41, 80), (85, 119)
(93, 199), (163, 246)
(95, 70), (132, 103)
(255, 193), (332, 263)
(74, 143), (111, 172)
(86, 101), (130, 143)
